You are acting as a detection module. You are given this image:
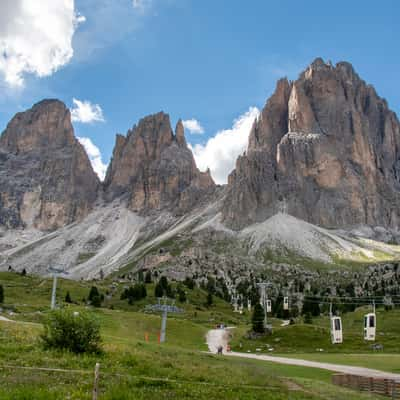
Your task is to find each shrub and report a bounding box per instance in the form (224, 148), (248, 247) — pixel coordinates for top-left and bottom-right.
(41, 309), (101, 353)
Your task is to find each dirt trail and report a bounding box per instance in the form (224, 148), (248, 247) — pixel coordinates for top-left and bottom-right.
(206, 329), (400, 380)
(227, 352), (400, 380)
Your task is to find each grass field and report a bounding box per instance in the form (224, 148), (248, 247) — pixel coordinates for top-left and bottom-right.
(0, 271), (397, 399)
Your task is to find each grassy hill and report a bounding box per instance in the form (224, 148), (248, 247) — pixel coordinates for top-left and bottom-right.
(0, 271), (398, 399)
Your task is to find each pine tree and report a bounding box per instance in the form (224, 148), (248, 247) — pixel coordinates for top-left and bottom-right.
(65, 291), (72, 304)
(0, 284), (4, 304)
(155, 282), (164, 298)
(145, 271), (152, 283)
(252, 303), (265, 333)
(304, 312), (313, 324)
(88, 286), (101, 307)
(177, 285), (186, 303)
(206, 292), (213, 307)
(88, 286), (100, 302)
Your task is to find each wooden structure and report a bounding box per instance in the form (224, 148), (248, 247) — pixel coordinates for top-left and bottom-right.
(332, 373), (400, 398)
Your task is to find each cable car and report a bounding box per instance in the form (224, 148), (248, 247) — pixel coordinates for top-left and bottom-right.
(266, 299), (272, 313)
(283, 297), (289, 310)
(330, 316), (343, 344)
(364, 313), (376, 341)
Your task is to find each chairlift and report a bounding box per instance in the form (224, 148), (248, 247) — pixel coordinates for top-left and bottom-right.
(329, 303), (343, 344)
(283, 296), (289, 311)
(330, 316), (343, 344)
(266, 299), (272, 313)
(364, 302), (376, 341)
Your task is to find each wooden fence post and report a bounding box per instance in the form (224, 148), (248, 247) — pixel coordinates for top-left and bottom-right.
(93, 362), (100, 400)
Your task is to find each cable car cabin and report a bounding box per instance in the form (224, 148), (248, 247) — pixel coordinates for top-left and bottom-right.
(283, 297), (289, 310)
(330, 316), (343, 344)
(364, 313), (376, 341)
(266, 299), (272, 313)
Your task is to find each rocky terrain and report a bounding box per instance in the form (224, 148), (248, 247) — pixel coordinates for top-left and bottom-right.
(1, 58), (400, 288)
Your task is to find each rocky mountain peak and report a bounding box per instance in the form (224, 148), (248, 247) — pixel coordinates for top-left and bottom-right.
(0, 99), (75, 154)
(104, 111), (215, 213)
(224, 58), (400, 230)
(0, 100), (99, 230)
(175, 119), (187, 147)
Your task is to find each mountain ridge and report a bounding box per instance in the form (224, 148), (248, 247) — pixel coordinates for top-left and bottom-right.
(1, 58), (400, 278)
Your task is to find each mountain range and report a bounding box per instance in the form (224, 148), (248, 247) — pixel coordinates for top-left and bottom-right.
(1, 58), (400, 280)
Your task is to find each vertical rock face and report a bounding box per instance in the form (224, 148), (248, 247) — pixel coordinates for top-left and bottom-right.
(223, 58), (400, 229)
(104, 112), (215, 214)
(0, 100), (100, 230)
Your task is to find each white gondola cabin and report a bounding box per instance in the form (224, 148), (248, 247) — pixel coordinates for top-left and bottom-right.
(283, 297), (289, 310)
(266, 299), (272, 313)
(330, 316), (343, 344)
(364, 313), (376, 341)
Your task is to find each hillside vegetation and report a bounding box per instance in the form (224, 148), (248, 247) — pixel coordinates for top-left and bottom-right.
(0, 271), (398, 399)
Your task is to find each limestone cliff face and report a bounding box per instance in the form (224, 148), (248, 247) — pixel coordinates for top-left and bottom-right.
(104, 112), (215, 214)
(223, 58), (400, 229)
(0, 100), (100, 230)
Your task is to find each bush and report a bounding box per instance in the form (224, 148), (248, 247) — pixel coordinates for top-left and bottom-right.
(41, 309), (101, 353)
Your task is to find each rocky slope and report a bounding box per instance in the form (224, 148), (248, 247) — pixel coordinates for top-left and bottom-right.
(0, 100), (100, 231)
(223, 58), (400, 230)
(103, 113), (215, 215)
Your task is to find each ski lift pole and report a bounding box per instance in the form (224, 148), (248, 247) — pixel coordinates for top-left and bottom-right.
(257, 282), (272, 329)
(51, 274), (57, 310)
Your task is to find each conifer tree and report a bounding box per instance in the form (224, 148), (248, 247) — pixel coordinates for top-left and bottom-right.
(252, 303), (265, 333)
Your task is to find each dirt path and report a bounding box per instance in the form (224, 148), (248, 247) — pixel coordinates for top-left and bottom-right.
(205, 329), (400, 380)
(227, 352), (400, 380)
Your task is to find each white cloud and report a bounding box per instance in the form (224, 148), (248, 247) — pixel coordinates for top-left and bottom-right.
(0, 0), (84, 87)
(77, 136), (107, 181)
(182, 119), (205, 135)
(132, 0), (151, 10)
(189, 107), (259, 185)
(71, 98), (105, 123)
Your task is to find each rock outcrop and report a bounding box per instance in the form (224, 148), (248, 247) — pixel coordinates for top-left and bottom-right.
(104, 112), (215, 214)
(223, 58), (400, 229)
(0, 99), (99, 230)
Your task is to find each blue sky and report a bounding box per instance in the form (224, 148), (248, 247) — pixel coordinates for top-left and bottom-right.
(0, 0), (399, 183)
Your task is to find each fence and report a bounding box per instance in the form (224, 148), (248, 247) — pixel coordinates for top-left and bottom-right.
(332, 373), (400, 399)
